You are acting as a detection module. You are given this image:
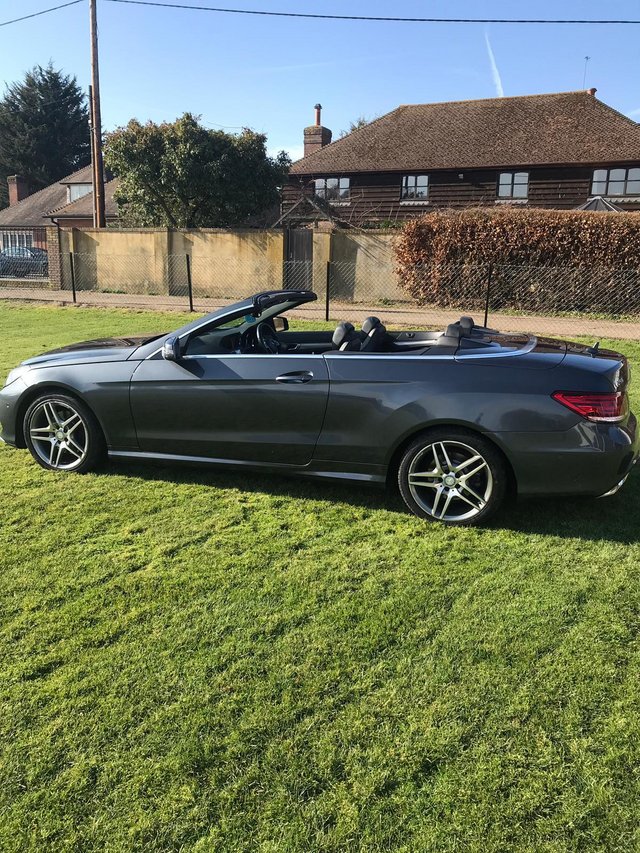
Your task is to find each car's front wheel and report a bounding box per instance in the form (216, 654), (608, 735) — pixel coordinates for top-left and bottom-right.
(397, 429), (508, 526)
(24, 394), (106, 473)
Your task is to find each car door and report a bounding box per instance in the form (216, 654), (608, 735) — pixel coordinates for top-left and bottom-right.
(129, 352), (329, 466)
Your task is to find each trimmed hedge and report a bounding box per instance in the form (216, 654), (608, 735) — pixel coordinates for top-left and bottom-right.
(395, 208), (640, 312)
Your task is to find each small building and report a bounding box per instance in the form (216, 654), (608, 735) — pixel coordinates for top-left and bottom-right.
(283, 90), (640, 227)
(0, 166), (118, 250)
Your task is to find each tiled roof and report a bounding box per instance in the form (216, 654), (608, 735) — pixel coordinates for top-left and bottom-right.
(60, 165), (94, 184)
(0, 165), (95, 226)
(290, 91), (640, 175)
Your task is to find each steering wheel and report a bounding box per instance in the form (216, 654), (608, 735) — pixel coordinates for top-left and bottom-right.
(256, 322), (281, 354)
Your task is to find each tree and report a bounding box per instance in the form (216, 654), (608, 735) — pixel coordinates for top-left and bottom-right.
(0, 64), (90, 208)
(104, 114), (291, 228)
(339, 116), (371, 138)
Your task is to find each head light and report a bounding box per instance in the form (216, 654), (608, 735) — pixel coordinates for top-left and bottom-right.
(3, 365), (30, 387)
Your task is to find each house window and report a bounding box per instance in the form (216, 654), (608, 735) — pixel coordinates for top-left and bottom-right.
(1, 231), (33, 250)
(315, 177), (350, 203)
(401, 174), (429, 200)
(498, 171), (529, 199)
(591, 167), (640, 196)
(67, 183), (93, 203)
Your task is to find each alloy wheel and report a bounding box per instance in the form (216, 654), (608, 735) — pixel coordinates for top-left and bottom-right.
(407, 440), (494, 522)
(28, 399), (89, 471)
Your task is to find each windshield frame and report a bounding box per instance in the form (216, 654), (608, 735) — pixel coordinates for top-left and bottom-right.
(135, 289), (317, 360)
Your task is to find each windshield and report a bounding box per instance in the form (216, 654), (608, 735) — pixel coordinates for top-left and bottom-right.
(174, 290), (317, 342)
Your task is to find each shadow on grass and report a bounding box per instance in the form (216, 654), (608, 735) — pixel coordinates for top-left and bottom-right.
(103, 458), (640, 545)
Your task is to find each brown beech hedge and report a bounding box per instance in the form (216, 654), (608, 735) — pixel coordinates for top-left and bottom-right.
(395, 208), (640, 312)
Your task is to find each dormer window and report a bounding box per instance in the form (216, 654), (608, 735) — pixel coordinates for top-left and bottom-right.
(315, 177), (350, 203)
(67, 183), (93, 204)
(591, 168), (640, 196)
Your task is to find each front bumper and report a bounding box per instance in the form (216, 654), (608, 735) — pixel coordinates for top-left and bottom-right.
(497, 411), (640, 497)
(0, 376), (29, 447)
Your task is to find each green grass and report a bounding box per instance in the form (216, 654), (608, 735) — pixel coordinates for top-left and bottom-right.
(1, 303), (640, 852)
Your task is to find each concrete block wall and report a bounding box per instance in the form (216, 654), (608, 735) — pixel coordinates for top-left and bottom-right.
(57, 226), (404, 304)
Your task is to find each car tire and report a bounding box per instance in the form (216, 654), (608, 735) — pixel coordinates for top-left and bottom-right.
(397, 428), (508, 526)
(24, 393), (106, 474)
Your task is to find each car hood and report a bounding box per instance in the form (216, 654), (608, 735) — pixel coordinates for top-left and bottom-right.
(21, 334), (165, 367)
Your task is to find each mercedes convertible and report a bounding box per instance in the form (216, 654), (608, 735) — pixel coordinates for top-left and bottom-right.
(1, 289), (637, 526)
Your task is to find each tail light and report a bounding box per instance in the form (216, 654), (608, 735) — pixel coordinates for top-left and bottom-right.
(552, 391), (629, 423)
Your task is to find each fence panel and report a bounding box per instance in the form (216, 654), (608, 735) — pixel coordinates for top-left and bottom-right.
(2, 248), (640, 340)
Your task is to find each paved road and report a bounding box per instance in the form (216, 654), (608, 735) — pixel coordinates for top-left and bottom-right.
(1, 285), (638, 341)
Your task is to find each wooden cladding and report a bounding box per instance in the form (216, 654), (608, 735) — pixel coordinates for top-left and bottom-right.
(283, 166), (640, 222)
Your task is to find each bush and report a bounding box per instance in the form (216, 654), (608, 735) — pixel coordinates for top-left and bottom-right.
(395, 208), (640, 312)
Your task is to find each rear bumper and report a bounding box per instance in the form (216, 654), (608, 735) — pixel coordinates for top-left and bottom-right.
(597, 458), (637, 497)
(497, 412), (640, 497)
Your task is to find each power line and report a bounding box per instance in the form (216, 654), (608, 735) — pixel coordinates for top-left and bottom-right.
(104, 0), (640, 25)
(0, 0), (83, 28)
(3, 0), (639, 29)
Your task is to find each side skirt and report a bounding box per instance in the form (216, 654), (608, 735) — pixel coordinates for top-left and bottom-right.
(107, 450), (386, 485)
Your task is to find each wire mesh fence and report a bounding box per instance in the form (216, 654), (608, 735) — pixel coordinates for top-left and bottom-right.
(2, 251), (640, 340)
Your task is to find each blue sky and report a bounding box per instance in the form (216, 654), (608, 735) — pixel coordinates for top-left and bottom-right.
(1, 0), (639, 160)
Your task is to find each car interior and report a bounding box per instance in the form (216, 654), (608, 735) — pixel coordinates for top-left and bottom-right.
(183, 312), (514, 358)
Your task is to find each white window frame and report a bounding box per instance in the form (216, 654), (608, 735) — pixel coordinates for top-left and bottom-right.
(67, 183), (93, 204)
(1, 231), (33, 250)
(497, 171), (529, 200)
(591, 167), (640, 197)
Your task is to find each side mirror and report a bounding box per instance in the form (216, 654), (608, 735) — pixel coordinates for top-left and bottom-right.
(162, 335), (181, 361)
(273, 315), (289, 332)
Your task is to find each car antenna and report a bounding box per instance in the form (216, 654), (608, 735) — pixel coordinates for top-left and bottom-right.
(587, 341), (600, 357)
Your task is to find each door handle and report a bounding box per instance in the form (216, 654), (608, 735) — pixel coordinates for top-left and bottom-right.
(275, 371), (314, 384)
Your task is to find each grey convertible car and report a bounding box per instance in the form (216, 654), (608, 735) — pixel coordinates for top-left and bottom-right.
(0, 289), (637, 526)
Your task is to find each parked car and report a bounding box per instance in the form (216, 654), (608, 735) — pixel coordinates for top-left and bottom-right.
(0, 246), (48, 279)
(1, 289), (637, 525)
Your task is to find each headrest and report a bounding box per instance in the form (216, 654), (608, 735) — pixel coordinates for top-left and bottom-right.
(362, 316), (382, 334)
(360, 321), (388, 352)
(459, 316), (475, 336)
(443, 316), (476, 341)
(332, 321), (356, 348)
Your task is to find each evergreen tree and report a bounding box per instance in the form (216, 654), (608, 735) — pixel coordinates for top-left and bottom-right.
(339, 116), (372, 138)
(0, 64), (90, 208)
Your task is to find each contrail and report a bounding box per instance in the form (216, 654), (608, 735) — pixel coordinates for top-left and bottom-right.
(484, 31), (504, 97)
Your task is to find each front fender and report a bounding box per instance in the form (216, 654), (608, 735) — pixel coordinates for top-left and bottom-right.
(1, 362), (139, 451)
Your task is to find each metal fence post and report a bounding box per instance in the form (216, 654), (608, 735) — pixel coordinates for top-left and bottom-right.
(325, 261), (331, 322)
(483, 262), (493, 327)
(186, 254), (194, 312)
(69, 252), (77, 304)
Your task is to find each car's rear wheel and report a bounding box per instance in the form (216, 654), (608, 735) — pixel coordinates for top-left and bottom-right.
(397, 429), (508, 526)
(24, 394), (106, 473)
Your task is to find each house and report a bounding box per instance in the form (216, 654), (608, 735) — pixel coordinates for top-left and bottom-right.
(283, 91), (640, 227)
(0, 166), (118, 249)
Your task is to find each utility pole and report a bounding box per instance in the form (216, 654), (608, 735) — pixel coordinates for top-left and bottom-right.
(90, 0), (106, 228)
(88, 84), (97, 227)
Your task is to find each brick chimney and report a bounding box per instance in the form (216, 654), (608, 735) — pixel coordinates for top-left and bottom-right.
(587, 87), (597, 96)
(7, 175), (30, 206)
(303, 104), (332, 157)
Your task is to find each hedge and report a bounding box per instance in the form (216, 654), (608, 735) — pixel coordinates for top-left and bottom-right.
(395, 208), (640, 313)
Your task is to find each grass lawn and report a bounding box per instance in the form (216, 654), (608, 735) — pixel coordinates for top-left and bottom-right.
(1, 303), (640, 852)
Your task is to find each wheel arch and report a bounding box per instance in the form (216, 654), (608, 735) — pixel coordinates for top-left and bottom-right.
(385, 422), (518, 496)
(14, 383), (105, 448)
